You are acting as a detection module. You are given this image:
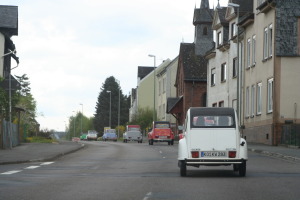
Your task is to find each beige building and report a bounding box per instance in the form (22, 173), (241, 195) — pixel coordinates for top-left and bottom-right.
(206, 0), (300, 145)
(130, 57), (178, 124)
(239, 0), (300, 145)
(156, 57), (178, 124)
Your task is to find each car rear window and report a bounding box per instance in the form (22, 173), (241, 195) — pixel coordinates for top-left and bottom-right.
(191, 115), (235, 128)
(155, 123), (170, 128)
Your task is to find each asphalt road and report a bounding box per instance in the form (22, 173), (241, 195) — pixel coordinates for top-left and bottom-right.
(0, 141), (300, 200)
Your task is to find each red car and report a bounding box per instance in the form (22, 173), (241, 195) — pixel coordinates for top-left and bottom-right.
(148, 121), (174, 145)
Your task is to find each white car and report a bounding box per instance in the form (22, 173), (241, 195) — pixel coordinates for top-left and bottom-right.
(87, 130), (98, 141)
(178, 107), (248, 177)
(123, 130), (143, 143)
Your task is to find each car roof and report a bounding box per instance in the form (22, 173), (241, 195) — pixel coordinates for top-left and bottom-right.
(189, 107), (235, 117)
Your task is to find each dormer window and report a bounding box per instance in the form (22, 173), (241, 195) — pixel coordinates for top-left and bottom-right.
(231, 22), (237, 38)
(217, 31), (222, 46)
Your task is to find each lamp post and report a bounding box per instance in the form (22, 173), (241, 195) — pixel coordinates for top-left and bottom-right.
(2, 50), (19, 149)
(79, 103), (83, 134)
(107, 90), (111, 128)
(148, 54), (156, 122)
(228, 2), (240, 126)
(72, 111), (76, 138)
(116, 79), (121, 139)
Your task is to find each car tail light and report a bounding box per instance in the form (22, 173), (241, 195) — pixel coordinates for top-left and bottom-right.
(167, 136), (170, 138)
(228, 151), (236, 158)
(155, 135), (159, 138)
(191, 151), (199, 158)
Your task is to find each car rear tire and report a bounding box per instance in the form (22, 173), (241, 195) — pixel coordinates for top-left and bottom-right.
(239, 161), (246, 177)
(149, 139), (153, 145)
(180, 160), (186, 177)
(171, 140), (174, 145)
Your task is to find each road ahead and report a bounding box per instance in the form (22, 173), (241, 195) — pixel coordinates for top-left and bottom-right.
(1, 141), (300, 200)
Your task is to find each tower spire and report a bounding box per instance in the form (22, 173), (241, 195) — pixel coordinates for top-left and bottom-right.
(200, 0), (210, 9)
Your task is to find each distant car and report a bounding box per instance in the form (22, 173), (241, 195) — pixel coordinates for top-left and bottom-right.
(87, 130), (98, 141)
(178, 107), (248, 177)
(80, 133), (87, 140)
(102, 129), (117, 142)
(123, 130), (143, 143)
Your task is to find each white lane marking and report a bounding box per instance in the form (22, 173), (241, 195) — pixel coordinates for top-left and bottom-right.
(143, 192), (152, 200)
(1, 170), (22, 175)
(159, 151), (162, 154)
(25, 166), (40, 169)
(40, 162), (54, 165)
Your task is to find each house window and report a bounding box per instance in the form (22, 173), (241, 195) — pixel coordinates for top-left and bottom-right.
(246, 86), (250, 117)
(217, 31), (222, 46)
(252, 35), (256, 66)
(212, 103), (217, 107)
(251, 85), (255, 117)
(267, 78), (273, 113)
(219, 101), (224, 107)
(247, 38), (251, 68)
(221, 63), (226, 82)
(263, 24), (273, 60)
(211, 68), (216, 86)
(263, 27), (268, 59)
(163, 77), (166, 93)
(231, 22), (237, 38)
(203, 27), (208, 35)
(257, 82), (262, 115)
(159, 81), (161, 95)
(233, 57), (237, 78)
(268, 24), (273, 57)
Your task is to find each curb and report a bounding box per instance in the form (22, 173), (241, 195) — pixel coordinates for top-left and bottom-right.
(248, 148), (300, 162)
(0, 143), (85, 165)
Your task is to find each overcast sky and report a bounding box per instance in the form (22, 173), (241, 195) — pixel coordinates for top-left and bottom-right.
(3, 0), (228, 131)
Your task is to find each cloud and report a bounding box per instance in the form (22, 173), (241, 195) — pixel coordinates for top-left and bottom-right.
(5, 0), (228, 131)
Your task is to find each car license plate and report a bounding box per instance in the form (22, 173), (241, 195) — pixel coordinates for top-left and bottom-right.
(201, 151), (226, 157)
(159, 136), (167, 139)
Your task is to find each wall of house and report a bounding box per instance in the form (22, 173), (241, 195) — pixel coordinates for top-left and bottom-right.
(242, 5), (276, 145)
(207, 24), (237, 108)
(279, 57), (300, 122)
(0, 33), (4, 78)
(137, 71), (155, 112)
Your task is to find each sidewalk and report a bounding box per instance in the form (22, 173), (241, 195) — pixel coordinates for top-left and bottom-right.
(0, 141), (299, 165)
(0, 141), (85, 165)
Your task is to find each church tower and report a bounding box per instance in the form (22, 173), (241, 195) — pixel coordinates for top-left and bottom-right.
(193, 0), (214, 56)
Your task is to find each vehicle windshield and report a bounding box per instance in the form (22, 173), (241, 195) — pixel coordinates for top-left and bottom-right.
(155, 123), (170, 128)
(128, 127), (140, 131)
(191, 115), (235, 128)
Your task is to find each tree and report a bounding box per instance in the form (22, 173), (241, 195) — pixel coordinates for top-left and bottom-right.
(14, 74), (38, 136)
(93, 76), (129, 135)
(66, 112), (94, 139)
(129, 107), (154, 135)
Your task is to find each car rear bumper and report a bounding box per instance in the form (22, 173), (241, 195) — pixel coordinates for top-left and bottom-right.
(152, 139), (173, 142)
(185, 158), (246, 165)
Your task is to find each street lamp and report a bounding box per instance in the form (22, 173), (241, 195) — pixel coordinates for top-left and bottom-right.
(72, 111), (76, 138)
(2, 49), (19, 149)
(228, 2), (240, 126)
(107, 90), (111, 128)
(148, 54), (156, 122)
(79, 103), (83, 134)
(116, 79), (121, 139)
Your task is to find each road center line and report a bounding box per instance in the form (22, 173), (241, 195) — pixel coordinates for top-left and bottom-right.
(40, 162), (54, 165)
(25, 166), (40, 169)
(1, 170), (22, 175)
